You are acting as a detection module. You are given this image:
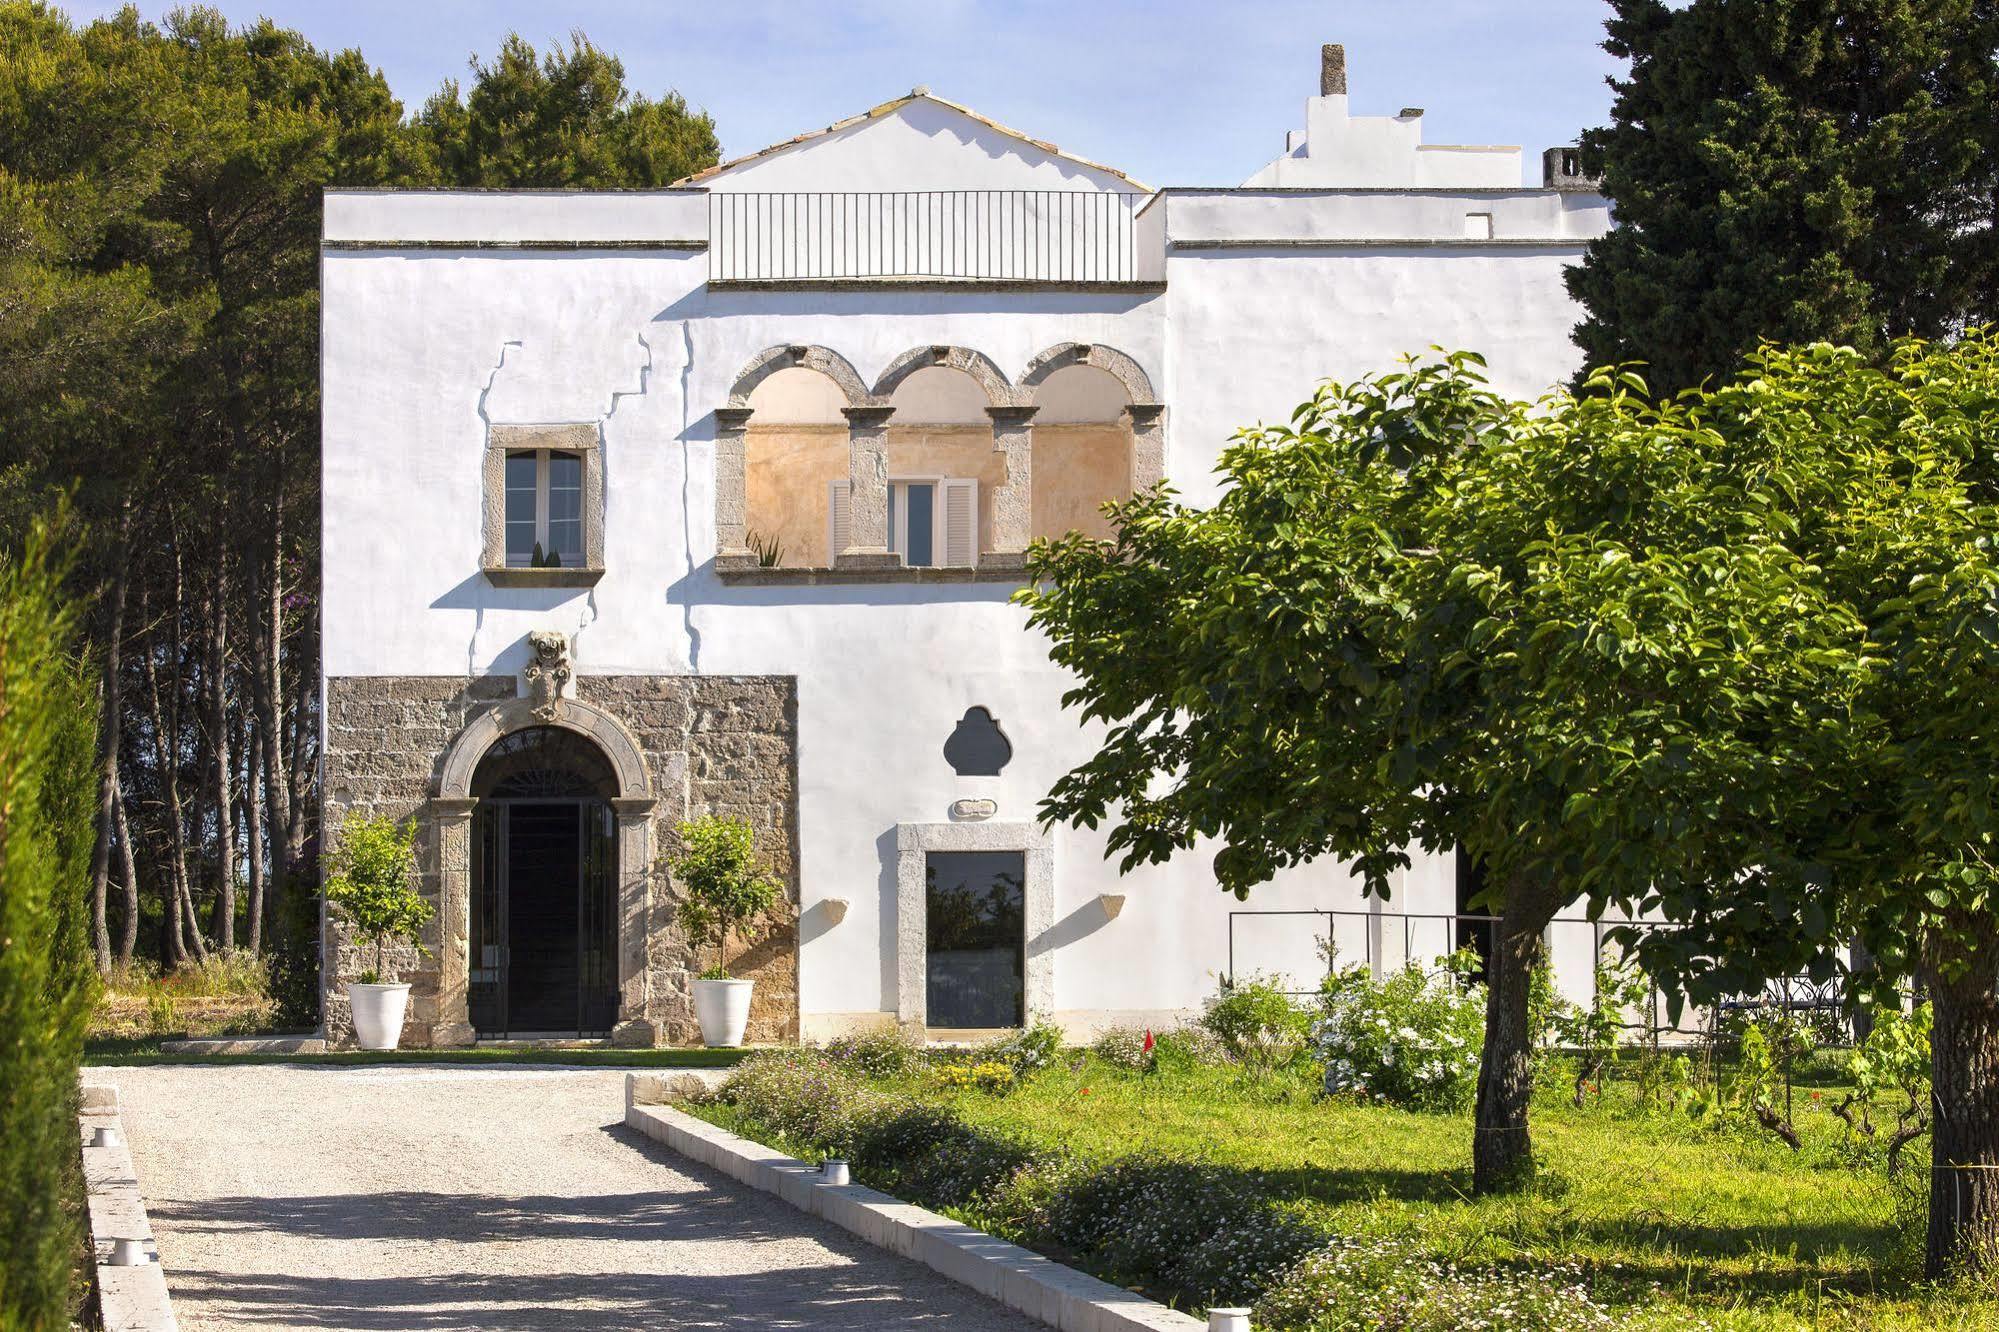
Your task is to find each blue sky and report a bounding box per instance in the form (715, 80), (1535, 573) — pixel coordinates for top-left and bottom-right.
(57, 1), (1623, 187)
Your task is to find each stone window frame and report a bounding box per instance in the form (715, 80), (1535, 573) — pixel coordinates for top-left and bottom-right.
(715, 342), (1164, 586)
(483, 423), (606, 587)
(894, 819), (1054, 1032)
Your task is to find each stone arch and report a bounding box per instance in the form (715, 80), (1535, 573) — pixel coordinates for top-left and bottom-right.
(872, 345), (1018, 406)
(437, 696), (651, 800)
(726, 345), (872, 410)
(1020, 342), (1158, 406)
(429, 693), (657, 1047)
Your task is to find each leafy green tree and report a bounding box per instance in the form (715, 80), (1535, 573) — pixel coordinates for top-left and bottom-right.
(416, 31), (719, 187)
(1020, 350), (1853, 1193)
(1568, 0), (1999, 392)
(669, 815), (783, 980)
(322, 814), (429, 985)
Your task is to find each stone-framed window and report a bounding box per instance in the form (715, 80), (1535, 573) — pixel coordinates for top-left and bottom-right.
(482, 423), (604, 587)
(895, 819), (1053, 1031)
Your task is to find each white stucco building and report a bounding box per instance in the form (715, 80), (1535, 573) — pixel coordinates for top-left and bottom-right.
(318, 44), (1613, 1046)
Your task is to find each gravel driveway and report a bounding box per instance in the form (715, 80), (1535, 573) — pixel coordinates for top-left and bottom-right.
(98, 1064), (1045, 1331)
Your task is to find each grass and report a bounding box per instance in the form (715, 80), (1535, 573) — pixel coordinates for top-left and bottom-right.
(694, 1051), (1993, 1331)
(90, 956), (284, 1042)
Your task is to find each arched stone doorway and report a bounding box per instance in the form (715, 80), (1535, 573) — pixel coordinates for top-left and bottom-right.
(468, 726), (621, 1036)
(430, 697), (656, 1046)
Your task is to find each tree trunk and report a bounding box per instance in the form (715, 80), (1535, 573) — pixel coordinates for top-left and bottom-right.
(208, 574), (235, 954)
(244, 722), (265, 956)
(1472, 875), (1563, 1195)
(258, 507), (295, 903)
(114, 777), (140, 970)
(88, 511), (132, 973)
(1923, 915), (1999, 1279)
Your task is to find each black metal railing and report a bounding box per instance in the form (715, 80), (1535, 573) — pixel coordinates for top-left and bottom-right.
(708, 189), (1147, 284)
(1225, 907), (1856, 1049)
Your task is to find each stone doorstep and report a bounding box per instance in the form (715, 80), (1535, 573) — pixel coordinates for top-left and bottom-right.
(78, 1084), (179, 1332)
(158, 1035), (327, 1056)
(623, 1079), (1204, 1332)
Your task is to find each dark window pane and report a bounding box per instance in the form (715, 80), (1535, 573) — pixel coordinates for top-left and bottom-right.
(505, 520), (536, 567)
(548, 452), (583, 489)
(506, 488), (537, 523)
(925, 851), (1024, 1028)
(547, 518), (582, 566)
(505, 453), (538, 489)
(905, 483), (934, 567)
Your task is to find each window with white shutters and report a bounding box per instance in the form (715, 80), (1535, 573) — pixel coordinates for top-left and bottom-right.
(826, 479), (851, 564)
(825, 476), (979, 568)
(940, 478), (978, 568)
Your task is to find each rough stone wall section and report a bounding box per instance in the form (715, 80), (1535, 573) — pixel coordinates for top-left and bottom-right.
(321, 673), (798, 1046)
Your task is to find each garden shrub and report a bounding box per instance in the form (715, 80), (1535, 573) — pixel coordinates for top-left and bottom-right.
(1092, 1026), (1152, 1070)
(1550, 956), (1650, 1106)
(0, 519), (100, 1329)
(974, 1019), (1064, 1075)
(1043, 1154), (1320, 1304)
(1203, 976), (1312, 1073)
(1153, 1025), (1232, 1071)
(1312, 957), (1484, 1111)
(1834, 1002), (1933, 1176)
(823, 1025), (924, 1079)
(713, 1050), (884, 1150)
(1255, 1237), (1616, 1331)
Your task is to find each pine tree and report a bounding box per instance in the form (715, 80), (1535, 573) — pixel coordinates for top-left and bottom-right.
(1568, 0), (1999, 392)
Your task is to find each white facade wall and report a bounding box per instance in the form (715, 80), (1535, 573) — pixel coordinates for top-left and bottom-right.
(321, 94), (1615, 1040)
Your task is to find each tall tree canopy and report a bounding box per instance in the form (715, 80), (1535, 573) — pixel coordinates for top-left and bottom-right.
(0, 3), (719, 983)
(416, 32), (719, 187)
(1568, 0), (1999, 391)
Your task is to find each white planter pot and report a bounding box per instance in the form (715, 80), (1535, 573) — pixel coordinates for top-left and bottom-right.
(693, 978), (754, 1048)
(347, 982), (411, 1051)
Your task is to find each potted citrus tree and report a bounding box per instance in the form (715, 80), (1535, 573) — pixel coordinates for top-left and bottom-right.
(324, 813), (433, 1050)
(670, 815), (782, 1047)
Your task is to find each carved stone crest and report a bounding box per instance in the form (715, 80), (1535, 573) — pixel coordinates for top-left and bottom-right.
(522, 630), (573, 720)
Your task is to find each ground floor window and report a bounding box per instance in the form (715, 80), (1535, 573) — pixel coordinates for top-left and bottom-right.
(924, 850), (1025, 1028)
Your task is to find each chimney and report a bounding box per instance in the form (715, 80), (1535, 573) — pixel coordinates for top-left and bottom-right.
(1542, 146), (1603, 192)
(1320, 43), (1346, 96)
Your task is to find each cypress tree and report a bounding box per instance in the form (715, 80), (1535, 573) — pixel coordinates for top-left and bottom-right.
(1568, 0), (1999, 392)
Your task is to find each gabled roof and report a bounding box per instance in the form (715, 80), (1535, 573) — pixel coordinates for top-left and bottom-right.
(676, 89), (1150, 192)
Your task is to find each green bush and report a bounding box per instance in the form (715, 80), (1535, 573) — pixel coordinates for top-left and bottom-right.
(1202, 976), (1312, 1074)
(323, 814), (430, 985)
(1312, 956), (1485, 1111)
(0, 517), (101, 1330)
(667, 815), (783, 979)
(973, 1019), (1063, 1075)
(1255, 1236), (1616, 1331)
(822, 1026), (925, 1078)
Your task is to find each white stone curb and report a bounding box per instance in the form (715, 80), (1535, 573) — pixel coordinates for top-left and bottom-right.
(624, 1075), (1204, 1331)
(79, 1083), (178, 1332)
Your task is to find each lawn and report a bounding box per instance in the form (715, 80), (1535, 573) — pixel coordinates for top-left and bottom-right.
(692, 1047), (1989, 1332)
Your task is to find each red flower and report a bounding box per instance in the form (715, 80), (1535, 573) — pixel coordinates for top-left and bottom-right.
(1079, 1087), (1092, 1095)
(1142, 1029), (1156, 1053)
